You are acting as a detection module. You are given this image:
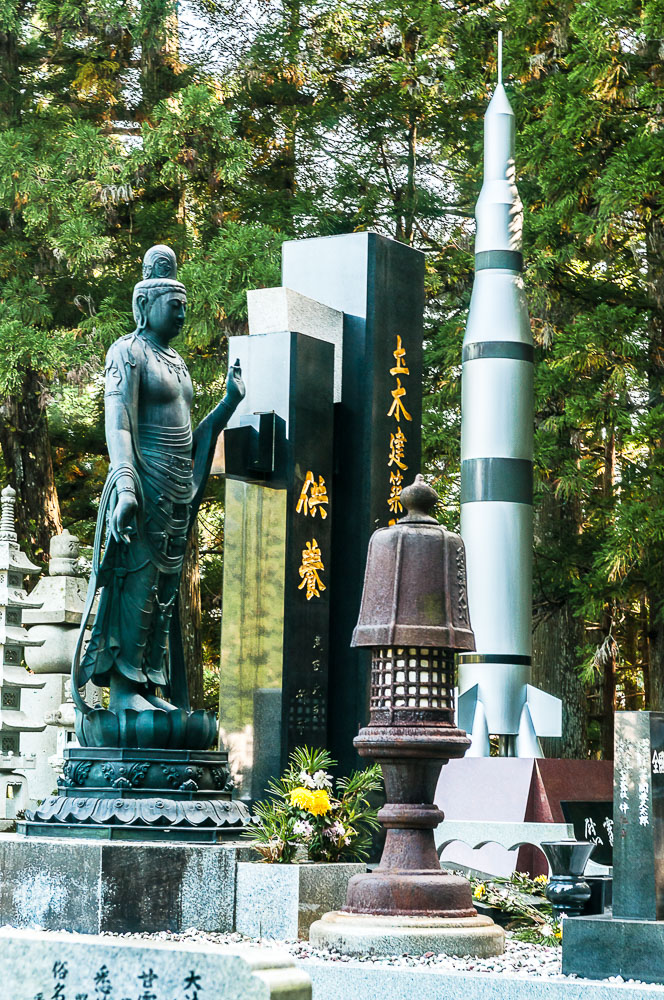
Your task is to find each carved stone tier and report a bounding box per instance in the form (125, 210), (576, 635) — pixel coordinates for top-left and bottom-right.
(21, 747), (251, 842)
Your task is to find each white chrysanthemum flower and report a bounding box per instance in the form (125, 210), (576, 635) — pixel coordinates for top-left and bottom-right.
(298, 770), (316, 789)
(313, 769), (333, 790)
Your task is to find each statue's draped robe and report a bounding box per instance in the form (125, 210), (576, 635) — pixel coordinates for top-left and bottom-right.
(79, 333), (194, 697)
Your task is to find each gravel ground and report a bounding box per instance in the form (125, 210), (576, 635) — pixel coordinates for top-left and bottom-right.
(97, 927), (656, 988)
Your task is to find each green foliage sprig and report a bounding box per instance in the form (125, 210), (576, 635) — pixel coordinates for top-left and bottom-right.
(467, 871), (560, 946)
(245, 746), (382, 864)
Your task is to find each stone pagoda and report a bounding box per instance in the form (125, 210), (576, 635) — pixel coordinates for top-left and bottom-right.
(0, 485), (44, 820)
(22, 528), (97, 802)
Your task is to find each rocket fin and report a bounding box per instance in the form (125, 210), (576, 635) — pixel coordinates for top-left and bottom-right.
(457, 682), (478, 735)
(515, 701), (542, 758)
(458, 685), (491, 757)
(525, 683), (562, 738)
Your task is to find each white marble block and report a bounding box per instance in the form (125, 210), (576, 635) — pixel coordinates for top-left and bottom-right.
(247, 287), (344, 402)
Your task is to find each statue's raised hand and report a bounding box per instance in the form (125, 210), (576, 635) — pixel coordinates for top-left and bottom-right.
(110, 491), (138, 545)
(224, 359), (245, 407)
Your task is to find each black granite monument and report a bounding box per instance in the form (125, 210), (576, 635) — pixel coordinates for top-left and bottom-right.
(220, 327), (335, 801)
(563, 710), (664, 983)
(217, 233), (425, 799)
(282, 233), (425, 779)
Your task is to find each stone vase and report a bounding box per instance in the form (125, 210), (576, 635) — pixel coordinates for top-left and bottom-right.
(541, 840), (595, 918)
(235, 861), (366, 940)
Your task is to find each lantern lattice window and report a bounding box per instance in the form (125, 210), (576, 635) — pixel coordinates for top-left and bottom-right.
(370, 646), (455, 711)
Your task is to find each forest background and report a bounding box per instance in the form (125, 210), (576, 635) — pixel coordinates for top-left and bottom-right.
(1, 0), (663, 759)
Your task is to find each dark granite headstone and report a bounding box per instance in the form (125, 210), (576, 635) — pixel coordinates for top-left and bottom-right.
(561, 800), (613, 867)
(562, 711), (664, 984)
(613, 710), (664, 920)
(219, 329), (335, 800)
(282, 233), (425, 777)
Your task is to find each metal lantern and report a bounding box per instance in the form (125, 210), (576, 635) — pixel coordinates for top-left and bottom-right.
(345, 475), (479, 918)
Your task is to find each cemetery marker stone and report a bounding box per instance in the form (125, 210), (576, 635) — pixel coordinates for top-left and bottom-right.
(282, 233), (425, 777)
(613, 710), (664, 920)
(562, 710), (664, 984)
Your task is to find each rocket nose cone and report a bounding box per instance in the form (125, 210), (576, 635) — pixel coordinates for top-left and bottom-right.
(486, 83), (514, 118)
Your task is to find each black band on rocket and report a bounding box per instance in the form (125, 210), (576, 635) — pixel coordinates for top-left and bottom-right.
(461, 457), (533, 505)
(457, 653), (532, 666)
(475, 250), (523, 272)
(462, 342), (534, 363)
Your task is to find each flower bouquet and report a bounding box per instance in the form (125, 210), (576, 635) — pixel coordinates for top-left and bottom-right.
(245, 746), (382, 863)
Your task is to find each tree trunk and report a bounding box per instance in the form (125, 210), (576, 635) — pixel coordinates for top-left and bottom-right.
(646, 214), (664, 709)
(179, 519), (204, 709)
(533, 601), (588, 758)
(599, 604), (617, 760)
(532, 483), (588, 758)
(139, 0), (179, 117)
(0, 367), (62, 558)
(599, 429), (616, 758)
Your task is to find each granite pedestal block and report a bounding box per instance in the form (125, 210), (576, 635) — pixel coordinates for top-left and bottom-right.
(0, 833), (253, 934)
(0, 927), (311, 1000)
(562, 913), (664, 985)
(236, 862), (366, 940)
(309, 910), (505, 959)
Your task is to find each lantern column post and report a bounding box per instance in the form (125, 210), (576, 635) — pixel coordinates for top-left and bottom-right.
(310, 476), (505, 957)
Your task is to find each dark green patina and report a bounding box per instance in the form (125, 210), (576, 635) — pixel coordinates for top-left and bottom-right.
(71, 244), (244, 750)
(23, 246), (250, 840)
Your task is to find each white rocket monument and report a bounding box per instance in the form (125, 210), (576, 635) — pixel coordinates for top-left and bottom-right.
(457, 34), (562, 757)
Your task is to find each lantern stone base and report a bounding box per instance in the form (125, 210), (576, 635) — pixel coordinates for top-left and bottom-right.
(308, 909), (505, 958)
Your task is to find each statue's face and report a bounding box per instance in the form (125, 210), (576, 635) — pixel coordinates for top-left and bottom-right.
(147, 292), (186, 342)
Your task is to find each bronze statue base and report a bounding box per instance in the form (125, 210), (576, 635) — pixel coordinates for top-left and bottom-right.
(21, 747), (251, 842)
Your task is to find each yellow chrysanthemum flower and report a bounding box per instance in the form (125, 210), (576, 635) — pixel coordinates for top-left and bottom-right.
(290, 787), (315, 810)
(309, 789), (332, 816)
(534, 875), (548, 886)
(473, 883), (486, 900)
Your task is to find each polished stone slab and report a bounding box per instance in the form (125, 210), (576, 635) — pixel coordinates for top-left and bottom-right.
(0, 927), (311, 1000)
(562, 913), (664, 985)
(282, 233), (425, 779)
(0, 833), (253, 934)
(613, 711), (664, 920)
(236, 862), (365, 940)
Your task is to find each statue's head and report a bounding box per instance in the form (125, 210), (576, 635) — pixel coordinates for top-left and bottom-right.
(132, 245), (187, 342)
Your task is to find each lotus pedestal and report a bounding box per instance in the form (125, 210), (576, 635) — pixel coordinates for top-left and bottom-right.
(20, 746), (249, 842)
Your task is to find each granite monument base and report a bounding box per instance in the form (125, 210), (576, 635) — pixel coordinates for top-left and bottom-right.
(562, 913), (664, 985)
(0, 926), (311, 1000)
(309, 910), (505, 958)
(236, 862), (366, 940)
(0, 833), (254, 934)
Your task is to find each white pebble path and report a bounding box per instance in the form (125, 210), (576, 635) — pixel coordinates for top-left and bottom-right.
(97, 928), (652, 987)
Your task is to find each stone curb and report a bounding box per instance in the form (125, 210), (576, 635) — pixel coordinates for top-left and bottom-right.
(297, 957), (664, 999)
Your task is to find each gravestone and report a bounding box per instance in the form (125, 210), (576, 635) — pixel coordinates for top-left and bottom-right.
(218, 291), (337, 801)
(0, 927), (311, 1000)
(562, 711), (664, 984)
(281, 233), (425, 778)
(560, 799), (613, 868)
(436, 757), (613, 877)
(218, 234), (425, 795)
(612, 710), (664, 919)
